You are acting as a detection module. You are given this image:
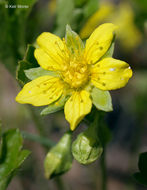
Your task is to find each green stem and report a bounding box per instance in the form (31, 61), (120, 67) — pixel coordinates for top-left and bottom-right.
(21, 131), (55, 148)
(100, 148), (107, 190)
(94, 111), (107, 190)
(54, 177), (67, 190)
(28, 106), (47, 137)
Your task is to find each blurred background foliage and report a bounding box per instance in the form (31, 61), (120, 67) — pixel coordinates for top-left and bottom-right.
(0, 0), (147, 190)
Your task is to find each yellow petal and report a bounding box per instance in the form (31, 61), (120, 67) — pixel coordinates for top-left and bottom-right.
(91, 57), (132, 90)
(16, 76), (63, 106)
(112, 3), (142, 50)
(34, 48), (60, 71)
(84, 23), (117, 64)
(80, 4), (114, 39)
(35, 32), (69, 71)
(64, 90), (92, 130)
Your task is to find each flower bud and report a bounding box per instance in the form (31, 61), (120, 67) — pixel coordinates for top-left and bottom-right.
(72, 124), (103, 164)
(44, 131), (73, 179)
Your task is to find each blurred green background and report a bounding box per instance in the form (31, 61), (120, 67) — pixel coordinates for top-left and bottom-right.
(0, 0), (147, 190)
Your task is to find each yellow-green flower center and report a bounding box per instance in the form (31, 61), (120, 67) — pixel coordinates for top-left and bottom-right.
(61, 57), (89, 88)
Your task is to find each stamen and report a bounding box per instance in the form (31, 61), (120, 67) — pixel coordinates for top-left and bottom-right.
(61, 52), (89, 88)
(80, 66), (87, 73)
(54, 40), (70, 63)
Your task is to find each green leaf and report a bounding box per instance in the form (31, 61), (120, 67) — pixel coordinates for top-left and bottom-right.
(41, 95), (69, 116)
(133, 152), (147, 186)
(0, 0), (38, 76)
(0, 129), (30, 190)
(0, 173), (14, 190)
(54, 0), (75, 37)
(16, 0), (37, 7)
(83, 0), (99, 19)
(44, 131), (73, 179)
(65, 25), (84, 54)
(74, 0), (88, 7)
(24, 67), (58, 81)
(135, 0), (147, 11)
(91, 87), (113, 112)
(0, 1), (16, 76)
(16, 45), (39, 85)
(23, 44), (38, 64)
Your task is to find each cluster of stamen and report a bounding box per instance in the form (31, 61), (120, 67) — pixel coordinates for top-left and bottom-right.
(61, 56), (89, 88)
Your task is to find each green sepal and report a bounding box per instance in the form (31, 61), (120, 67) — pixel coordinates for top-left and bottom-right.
(0, 128), (30, 190)
(91, 87), (113, 112)
(24, 67), (59, 81)
(72, 122), (103, 165)
(65, 24), (84, 54)
(16, 44), (39, 86)
(41, 94), (69, 116)
(133, 152), (147, 186)
(101, 42), (115, 60)
(103, 42), (115, 58)
(44, 131), (73, 179)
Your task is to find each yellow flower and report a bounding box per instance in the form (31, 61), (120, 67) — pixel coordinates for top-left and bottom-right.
(80, 3), (114, 39)
(80, 3), (142, 50)
(112, 3), (142, 50)
(16, 23), (132, 130)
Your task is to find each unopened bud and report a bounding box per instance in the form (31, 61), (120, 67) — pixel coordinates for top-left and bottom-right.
(72, 124), (103, 164)
(44, 131), (73, 179)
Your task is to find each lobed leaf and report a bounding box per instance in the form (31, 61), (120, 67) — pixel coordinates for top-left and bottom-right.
(16, 45), (39, 86)
(0, 129), (30, 190)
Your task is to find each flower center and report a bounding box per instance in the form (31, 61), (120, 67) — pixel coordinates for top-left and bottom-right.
(61, 57), (89, 88)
